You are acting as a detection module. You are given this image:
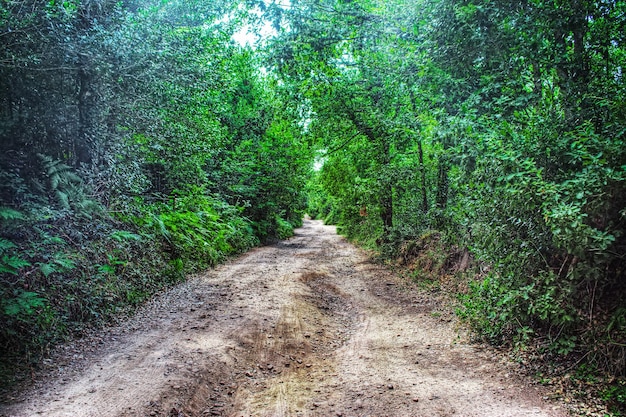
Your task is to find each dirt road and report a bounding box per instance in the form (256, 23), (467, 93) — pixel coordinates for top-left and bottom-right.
(0, 220), (568, 417)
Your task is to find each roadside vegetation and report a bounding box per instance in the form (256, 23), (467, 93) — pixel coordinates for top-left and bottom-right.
(290, 0), (626, 414)
(1, 0), (624, 413)
(0, 0), (310, 388)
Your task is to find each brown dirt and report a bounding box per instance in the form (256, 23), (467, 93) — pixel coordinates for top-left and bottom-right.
(0, 220), (571, 417)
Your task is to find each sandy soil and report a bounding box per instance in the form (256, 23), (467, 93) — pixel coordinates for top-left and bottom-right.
(0, 220), (569, 417)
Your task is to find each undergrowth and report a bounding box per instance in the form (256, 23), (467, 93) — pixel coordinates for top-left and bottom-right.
(389, 231), (625, 416)
(0, 162), (300, 392)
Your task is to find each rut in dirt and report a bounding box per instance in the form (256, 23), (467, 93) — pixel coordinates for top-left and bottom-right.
(0, 220), (568, 417)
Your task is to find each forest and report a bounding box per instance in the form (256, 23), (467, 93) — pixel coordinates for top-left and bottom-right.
(0, 0), (624, 412)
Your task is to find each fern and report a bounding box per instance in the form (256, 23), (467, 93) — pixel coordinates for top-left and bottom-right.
(0, 208), (25, 222)
(0, 235), (30, 275)
(37, 154), (101, 216)
(149, 214), (171, 241)
(39, 262), (57, 278)
(0, 238), (16, 252)
(110, 230), (142, 242)
(39, 232), (67, 246)
(53, 256), (76, 270)
(38, 154), (81, 191)
(74, 194), (101, 216)
(56, 190), (70, 210)
(2, 291), (46, 317)
(0, 255), (31, 275)
(97, 264), (116, 275)
(38, 253), (76, 277)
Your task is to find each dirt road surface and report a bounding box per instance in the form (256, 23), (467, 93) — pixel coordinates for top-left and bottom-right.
(0, 220), (568, 417)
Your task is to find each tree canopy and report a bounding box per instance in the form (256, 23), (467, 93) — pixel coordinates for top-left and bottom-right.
(263, 0), (626, 400)
(0, 0), (311, 381)
(1, 0), (625, 409)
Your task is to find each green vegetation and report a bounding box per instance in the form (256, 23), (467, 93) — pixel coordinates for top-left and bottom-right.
(1, 0), (625, 410)
(0, 0), (310, 386)
(265, 0), (625, 408)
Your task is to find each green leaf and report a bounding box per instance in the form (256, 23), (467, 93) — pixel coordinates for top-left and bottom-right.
(0, 238), (16, 252)
(39, 263), (57, 277)
(1, 254), (31, 274)
(0, 207), (24, 221)
(97, 264), (116, 275)
(51, 173), (60, 190)
(3, 291), (46, 317)
(54, 256), (76, 270)
(55, 190), (70, 209)
(110, 230), (142, 242)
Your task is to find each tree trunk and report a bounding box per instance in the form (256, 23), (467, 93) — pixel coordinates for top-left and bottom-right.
(381, 182), (393, 230)
(380, 136), (393, 243)
(417, 139), (428, 213)
(76, 55), (93, 166)
(436, 155), (448, 210)
(409, 90), (429, 214)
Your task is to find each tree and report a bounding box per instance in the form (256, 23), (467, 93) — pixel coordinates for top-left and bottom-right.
(267, 0), (626, 380)
(0, 0), (315, 378)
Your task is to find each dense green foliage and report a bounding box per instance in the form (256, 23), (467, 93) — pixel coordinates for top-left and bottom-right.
(0, 0), (311, 383)
(263, 0), (625, 392)
(2, 0), (625, 409)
